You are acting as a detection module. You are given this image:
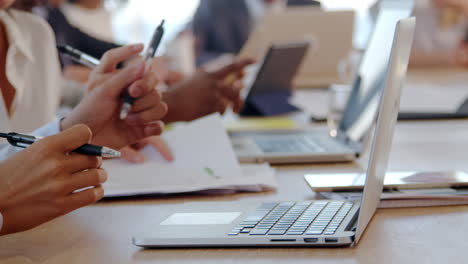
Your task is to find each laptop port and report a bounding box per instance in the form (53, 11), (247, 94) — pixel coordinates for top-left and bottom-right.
(325, 238), (338, 243)
(304, 238), (318, 243)
(270, 239), (296, 242)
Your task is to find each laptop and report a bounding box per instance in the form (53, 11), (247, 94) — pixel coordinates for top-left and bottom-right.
(133, 17), (416, 248)
(241, 42), (310, 117)
(239, 9), (354, 88)
(231, 0), (414, 164)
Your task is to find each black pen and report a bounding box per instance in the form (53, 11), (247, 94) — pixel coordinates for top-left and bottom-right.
(119, 19), (166, 120)
(57, 45), (100, 68)
(0, 132), (121, 158)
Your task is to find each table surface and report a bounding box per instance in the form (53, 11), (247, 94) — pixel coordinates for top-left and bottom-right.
(2, 68), (468, 264)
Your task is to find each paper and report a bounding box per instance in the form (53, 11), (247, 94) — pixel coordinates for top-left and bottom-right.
(102, 114), (277, 197)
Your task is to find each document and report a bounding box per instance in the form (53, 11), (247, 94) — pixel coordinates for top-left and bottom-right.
(102, 114), (277, 197)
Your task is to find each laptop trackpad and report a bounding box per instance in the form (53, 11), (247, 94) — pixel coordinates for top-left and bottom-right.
(160, 212), (241, 225)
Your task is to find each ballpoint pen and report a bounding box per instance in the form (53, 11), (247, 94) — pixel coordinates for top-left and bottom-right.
(0, 132), (121, 158)
(57, 45), (99, 68)
(119, 19), (166, 120)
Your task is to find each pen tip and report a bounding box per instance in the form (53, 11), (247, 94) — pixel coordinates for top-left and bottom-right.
(160, 20), (165, 27)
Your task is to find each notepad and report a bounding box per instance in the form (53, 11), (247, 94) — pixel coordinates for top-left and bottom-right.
(102, 114), (277, 197)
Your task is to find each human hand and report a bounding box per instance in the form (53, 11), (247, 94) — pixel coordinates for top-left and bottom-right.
(0, 125), (106, 235)
(120, 136), (173, 163)
(61, 45), (168, 150)
(162, 58), (255, 122)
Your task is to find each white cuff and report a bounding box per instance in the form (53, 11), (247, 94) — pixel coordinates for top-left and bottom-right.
(32, 118), (61, 138)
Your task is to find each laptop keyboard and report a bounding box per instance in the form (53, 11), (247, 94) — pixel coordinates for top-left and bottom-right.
(255, 136), (326, 153)
(228, 201), (354, 236)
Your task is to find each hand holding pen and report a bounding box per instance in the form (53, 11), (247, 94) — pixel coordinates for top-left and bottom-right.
(120, 19), (165, 120)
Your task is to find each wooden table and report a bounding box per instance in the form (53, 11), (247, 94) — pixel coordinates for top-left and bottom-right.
(2, 69), (468, 264)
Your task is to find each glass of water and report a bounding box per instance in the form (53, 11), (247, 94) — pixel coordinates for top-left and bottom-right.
(327, 85), (352, 138)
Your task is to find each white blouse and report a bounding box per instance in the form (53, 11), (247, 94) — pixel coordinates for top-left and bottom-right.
(0, 9), (62, 161)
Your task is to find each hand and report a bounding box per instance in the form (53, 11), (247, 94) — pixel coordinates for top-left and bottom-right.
(0, 125), (106, 235)
(120, 136), (173, 163)
(162, 58), (255, 122)
(61, 45), (168, 150)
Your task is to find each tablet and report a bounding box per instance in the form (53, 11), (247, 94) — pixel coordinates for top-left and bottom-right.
(241, 42), (310, 116)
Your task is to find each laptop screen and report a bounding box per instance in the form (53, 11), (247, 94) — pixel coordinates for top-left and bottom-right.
(354, 17), (415, 243)
(339, 0), (414, 142)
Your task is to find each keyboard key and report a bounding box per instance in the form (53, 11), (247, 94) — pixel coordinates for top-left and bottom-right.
(268, 230), (287, 235)
(287, 231), (305, 235)
(306, 230), (323, 235)
(228, 232), (239, 236)
(250, 229), (270, 235)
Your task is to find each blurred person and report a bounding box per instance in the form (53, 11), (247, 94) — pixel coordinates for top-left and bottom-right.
(14, 0), (255, 163)
(191, 0), (321, 65)
(0, 0), (168, 160)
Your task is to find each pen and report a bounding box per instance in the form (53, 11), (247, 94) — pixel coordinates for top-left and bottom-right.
(57, 45), (99, 68)
(119, 19), (166, 120)
(0, 132), (121, 158)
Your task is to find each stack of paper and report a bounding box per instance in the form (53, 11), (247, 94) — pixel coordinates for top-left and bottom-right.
(102, 114), (277, 198)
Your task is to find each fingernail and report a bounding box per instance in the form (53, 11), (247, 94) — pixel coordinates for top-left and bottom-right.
(131, 85), (143, 97)
(131, 43), (144, 51)
(94, 188), (104, 200)
(99, 171), (107, 183)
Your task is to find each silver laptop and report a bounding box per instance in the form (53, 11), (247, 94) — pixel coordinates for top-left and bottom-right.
(133, 17), (415, 248)
(231, 0), (414, 164)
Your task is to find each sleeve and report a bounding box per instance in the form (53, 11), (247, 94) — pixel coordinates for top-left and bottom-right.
(0, 119), (61, 162)
(46, 7), (120, 65)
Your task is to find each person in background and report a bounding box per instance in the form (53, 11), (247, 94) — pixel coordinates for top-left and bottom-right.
(191, 0), (321, 66)
(0, 0), (168, 160)
(17, 0), (255, 163)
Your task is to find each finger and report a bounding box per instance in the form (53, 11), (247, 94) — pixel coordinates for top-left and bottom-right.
(99, 61), (146, 98)
(147, 137), (173, 161)
(218, 80), (241, 104)
(65, 169), (107, 194)
(143, 122), (165, 138)
(38, 124), (92, 154)
(63, 186), (104, 212)
(131, 90), (162, 113)
(120, 146), (146, 163)
(95, 44), (144, 74)
(211, 58), (255, 79)
(128, 71), (159, 98)
(126, 103), (168, 126)
(63, 154), (102, 173)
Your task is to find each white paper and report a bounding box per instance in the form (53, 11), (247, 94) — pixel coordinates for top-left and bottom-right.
(102, 114), (277, 197)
